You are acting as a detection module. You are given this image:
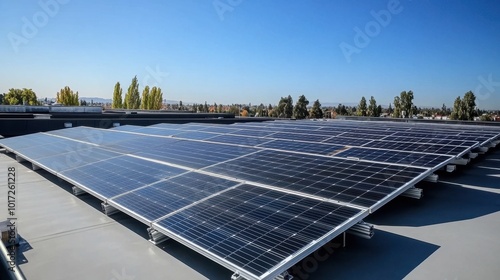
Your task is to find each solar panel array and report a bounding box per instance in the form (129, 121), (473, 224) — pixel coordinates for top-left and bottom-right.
(1, 119), (499, 280)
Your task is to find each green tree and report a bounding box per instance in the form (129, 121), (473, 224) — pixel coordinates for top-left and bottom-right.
(293, 95), (309, 119)
(3, 88), (39, 105)
(399, 90), (414, 118)
(179, 100), (183, 110)
(149, 87), (163, 110)
(357, 96), (367, 116)
(450, 96), (464, 120)
(124, 76), (140, 109)
(0, 93), (4, 104)
(393, 96), (401, 118)
(277, 95), (293, 118)
(140, 86), (150, 109)
(112, 82), (123, 109)
(309, 99), (323, 118)
(463, 91), (476, 121)
(368, 96), (380, 117)
(56, 86), (79, 105)
(441, 103), (447, 116)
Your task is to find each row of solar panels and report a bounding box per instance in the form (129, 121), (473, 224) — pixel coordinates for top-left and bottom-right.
(1, 120), (499, 280)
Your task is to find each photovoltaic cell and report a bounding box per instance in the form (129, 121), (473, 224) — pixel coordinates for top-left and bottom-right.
(111, 172), (240, 222)
(260, 140), (345, 155)
(60, 155), (186, 198)
(363, 140), (472, 156)
(206, 135), (272, 146)
(154, 184), (362, 277)
(135, 140), (257, 169)
(205, 150), (427, 208)
(335, 147), (453, 168)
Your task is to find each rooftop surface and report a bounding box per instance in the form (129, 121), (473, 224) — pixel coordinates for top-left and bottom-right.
(0, 145), (499, 280)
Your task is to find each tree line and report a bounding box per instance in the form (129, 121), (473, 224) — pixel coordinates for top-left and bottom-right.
(0, 85), (496, 121)
(112, 76), (163, 110)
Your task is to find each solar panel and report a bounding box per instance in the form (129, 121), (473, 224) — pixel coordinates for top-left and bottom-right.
(269, 132), (332, 142)
(1, 121), (498, 280)
(260, 139), (345, 155)
(204, 150), (427, 208)
(46, 127), (142, 145)
(110, 172), (240, 223)
(60, 155), (186, 199)
(153, 184), (364, 279)
(206, 134), (272, 146)
(334, 147), (453, 168)
(34, 147), (122, 173)
(363, 140), (473, 156)
(135, 140), (258, 169)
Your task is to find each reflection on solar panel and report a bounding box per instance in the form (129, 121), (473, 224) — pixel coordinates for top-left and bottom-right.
(1, 120), (499, 280)
(60, 155), (186, 199)
(110, 172), (240, 223)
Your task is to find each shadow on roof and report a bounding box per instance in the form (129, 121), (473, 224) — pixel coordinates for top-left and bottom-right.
(366, 151), (500, 227)
(293, 230), (439, 280)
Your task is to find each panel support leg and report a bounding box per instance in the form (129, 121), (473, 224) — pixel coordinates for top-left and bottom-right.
(148, 228), (169, 245)
(72, 186), (87, 196)
(15, 155), (26, 163)
(101, 202), (119, 216)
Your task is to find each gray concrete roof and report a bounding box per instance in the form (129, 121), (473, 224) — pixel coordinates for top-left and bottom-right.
(1, 148), (499, 280)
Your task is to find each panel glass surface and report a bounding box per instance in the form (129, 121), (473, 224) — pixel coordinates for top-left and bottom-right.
(205, 150), (427, 207)
(260, 140), (345, 155)
(60, 155), (185, 198)
(206, 135), (272, 146)
(135, 140), (257, 169)
(111, 172), (240, 222)
(335, 147), (453, 168)
(155, 184), (361, 277)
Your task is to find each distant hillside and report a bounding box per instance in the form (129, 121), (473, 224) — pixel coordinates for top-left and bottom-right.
(79, 97), (112, 104)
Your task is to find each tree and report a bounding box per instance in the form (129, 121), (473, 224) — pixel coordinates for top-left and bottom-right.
(3, 88), (39, 105)
(0, 93), (4, 104)
(441, 103), (447, 116)
(241, 109), (249, 117)
(112, 82), (123, 109)
(140, 86), (150, 109)
(179, 100), (183, 110)
(387, 103), (392, 115)
(357, 96), (367, 116)
(450, 96), (464, 120)
(124, 76), (140, 109)
(309, 99), (323, 118)
(393, 96), (401, 118)
(368, 96), (380, 117)
(149, 87), (163, 110)
(399, 90), (414, 118)
(277, 95), (293, 118)
(56, 86), (79, 105)
(293, 95), (309, 119)
(463, 91), (476, 121)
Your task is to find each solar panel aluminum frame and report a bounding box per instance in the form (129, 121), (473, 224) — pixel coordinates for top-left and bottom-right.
(151, 203), (370, 280)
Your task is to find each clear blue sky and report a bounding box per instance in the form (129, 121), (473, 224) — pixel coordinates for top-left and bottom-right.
(1, 0), (500, 109)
